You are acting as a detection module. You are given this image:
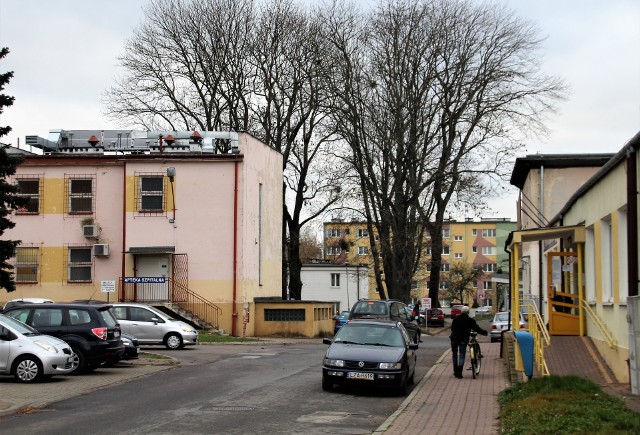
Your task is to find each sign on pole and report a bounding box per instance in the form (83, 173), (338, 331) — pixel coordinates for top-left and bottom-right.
(101, 280), (116, 293)
(422, 297), (431, 309)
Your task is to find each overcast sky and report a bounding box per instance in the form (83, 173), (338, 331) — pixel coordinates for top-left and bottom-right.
(1, 0), (639, 219)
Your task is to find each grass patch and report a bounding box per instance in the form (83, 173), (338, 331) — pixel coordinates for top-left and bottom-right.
(198, 331), (263, 343)
(139, 352), (172, 360)
(499, 376), (640, 434)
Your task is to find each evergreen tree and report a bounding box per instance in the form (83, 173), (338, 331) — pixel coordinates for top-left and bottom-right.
(0, 47), (27, 292)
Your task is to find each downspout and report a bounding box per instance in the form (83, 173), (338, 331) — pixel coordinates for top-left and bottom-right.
(538, 165), (545, 317)
(121, 159), (127, 302)
(628, 145), (639, 297)
(232, 161), (239, 336)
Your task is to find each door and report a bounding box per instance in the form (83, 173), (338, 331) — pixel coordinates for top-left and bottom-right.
(547, 252), (581, 335)
(135, 255), (171, 301)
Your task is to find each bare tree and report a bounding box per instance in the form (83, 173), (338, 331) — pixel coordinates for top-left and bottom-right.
(322, 0), (566, 303)
(103, 0), (345, 300)
(445, 261), (484, 305)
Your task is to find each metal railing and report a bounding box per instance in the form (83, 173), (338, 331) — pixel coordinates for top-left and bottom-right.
(580, 300), (617, 349)
(521, 298), (550, 376)
(119, 277), (221, 330)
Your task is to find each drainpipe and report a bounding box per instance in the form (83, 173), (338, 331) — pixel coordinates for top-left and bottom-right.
(121, 159), (127, 302)
(232, 161), (239, 336)
(628, 145), (638, 297)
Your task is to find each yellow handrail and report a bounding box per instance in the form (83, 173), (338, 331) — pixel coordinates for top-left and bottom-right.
(580, 300), (616, 348)
(521, 299), (550, 376)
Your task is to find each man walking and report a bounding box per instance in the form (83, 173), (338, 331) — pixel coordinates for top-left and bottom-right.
(449, 306), (488, 378)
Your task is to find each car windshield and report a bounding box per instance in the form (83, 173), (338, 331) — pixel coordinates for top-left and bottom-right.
(494, 313), (509, 322)
(334, 324), (405, 347)
(0, 314), (40, 335)
(427, 309), (439, 315)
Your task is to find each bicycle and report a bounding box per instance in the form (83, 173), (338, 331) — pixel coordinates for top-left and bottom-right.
(468, 331), (482, 379)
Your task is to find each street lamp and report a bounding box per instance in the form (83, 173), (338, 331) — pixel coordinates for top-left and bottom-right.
(167, 167), (176, 223)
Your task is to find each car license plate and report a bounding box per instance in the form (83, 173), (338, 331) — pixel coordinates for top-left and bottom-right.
(347, 372), (374, 380)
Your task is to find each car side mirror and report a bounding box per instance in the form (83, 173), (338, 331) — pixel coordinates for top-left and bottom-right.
(323, 337), (332, 345)
(408, 343), (419, 350)
(151, 317), (160, 324)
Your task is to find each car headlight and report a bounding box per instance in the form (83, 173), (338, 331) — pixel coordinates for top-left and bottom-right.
(182, 326), (195, 333)
(324, 358), (345, 368)
(378, 362), (402, 370)
(34, 340), (57, 353)
(122, 337), (132, 346)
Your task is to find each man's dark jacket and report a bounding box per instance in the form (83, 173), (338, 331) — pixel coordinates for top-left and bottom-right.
(449, 313), (488, 343)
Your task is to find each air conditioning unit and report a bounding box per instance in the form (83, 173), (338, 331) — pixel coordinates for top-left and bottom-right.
(93, 244), (109, 257)
(83, 224), (100, 239)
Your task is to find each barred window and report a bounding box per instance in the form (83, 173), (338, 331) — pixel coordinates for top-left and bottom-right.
(135, 173), (166, 214)
(264, 309), (305, 321)
(15, 247), (39, 283)
(68, 247), (92, 282)
(15, 176), (42, 214)
(65, 175), (95, 215)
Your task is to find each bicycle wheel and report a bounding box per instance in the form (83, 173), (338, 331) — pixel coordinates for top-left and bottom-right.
(472, 343), (481, 378)
(469, 346), (478, 379)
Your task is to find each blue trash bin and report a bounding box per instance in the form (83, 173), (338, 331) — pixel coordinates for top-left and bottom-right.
(514, 331), (534, 379)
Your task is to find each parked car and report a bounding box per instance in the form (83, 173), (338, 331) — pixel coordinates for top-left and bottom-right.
(2, 303), (124, 374)
(110, 303), (198, 349)
(0, 314), (75, 383)
(349, 299), (421, 344)
(476, 306), (492, 315)
(2, 298), (54, 310)
(333, 310), (350, 334)
(102, 333), (140, 367)
(490, 311), (527, 342)
(423, 308), (445, 327)
(322, 319), (418, 395)
(450, 304), (465, 319)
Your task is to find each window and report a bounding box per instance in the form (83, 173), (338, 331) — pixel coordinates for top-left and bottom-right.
(441, 263), (450, 272)
(68, 246), (92, 282)
(483, 281), (492, 290)
(265, 309), (305, 321)
(454, 235), (463, 241)
(482, 229), (496, 237)
(326, 228), (341, 237)
(426, 246), (432, 255)
(136, 174), (166, 213)
(483, 263), (497, 272)
(357, 228), (368, 237)
(617, 208), (628, 302)
(472, 246), (478, 253)
(473, 280), (478, 288)
(439, 281), (449, 290)
(472, 229), (477, 236)
(442, 246), (450, 255)
(331, 273), (340, 287)
(358, 246), (369, 255)
(482, 246), (497, 255)
(454, 253), (463, 259)
(15, 176), (42, 214)
(65, 175), (95, 214)
(14, 247), (39, 283)
(601, 217), (613, 303)
(326, 246), (340, 256)
(442, 229), (451, 238)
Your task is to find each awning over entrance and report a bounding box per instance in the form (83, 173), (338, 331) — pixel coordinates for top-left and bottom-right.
(506, 224), (585, 248)
(126, 246), (176, 254)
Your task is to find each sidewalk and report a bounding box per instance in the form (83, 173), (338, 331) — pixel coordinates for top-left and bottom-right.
(375, 338), (509, 435)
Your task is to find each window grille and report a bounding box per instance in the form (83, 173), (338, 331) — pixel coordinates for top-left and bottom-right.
(264, 309), (305, 321)
(14, 246), (40, 283)
(64, 174), (95, 215)
(66, 246), (93, 282)
(135, 173), (167, 215)
(15, 175), (42, 214)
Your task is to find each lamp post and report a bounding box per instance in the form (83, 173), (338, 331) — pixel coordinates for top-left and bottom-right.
(167, 167), (176, 223)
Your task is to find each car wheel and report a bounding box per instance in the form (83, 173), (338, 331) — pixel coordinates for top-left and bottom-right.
(13, 356), (43, 383)
(322, 378), (333, 392)
(69, 347), (86, 374)
(408, 364), (416, 386)
(164, 333), (183, 350)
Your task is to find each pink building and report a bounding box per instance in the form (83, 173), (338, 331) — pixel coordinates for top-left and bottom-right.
(3, 129), (283, 336)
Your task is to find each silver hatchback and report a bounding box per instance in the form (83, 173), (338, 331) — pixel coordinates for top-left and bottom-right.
(111, 303), (198, 349)
(0, 314), (74, 382)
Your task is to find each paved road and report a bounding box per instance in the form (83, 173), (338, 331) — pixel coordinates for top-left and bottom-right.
(0, 335), (450, 434)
